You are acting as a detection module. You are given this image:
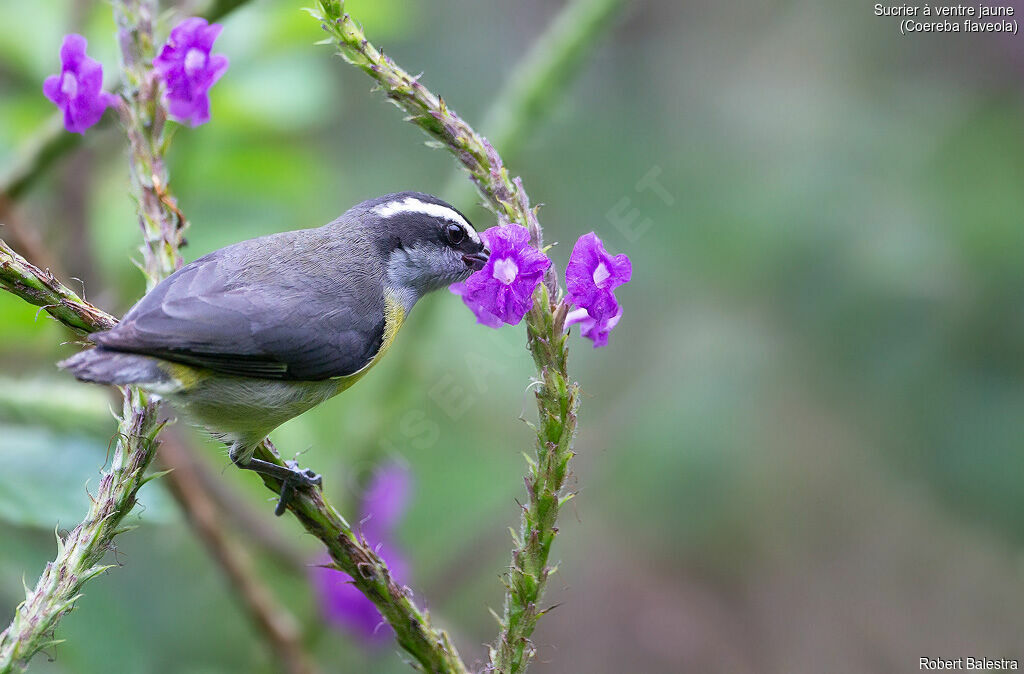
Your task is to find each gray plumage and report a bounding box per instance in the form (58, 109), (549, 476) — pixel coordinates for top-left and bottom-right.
(60, 348), (169, 386)
(59, 192), (487, 466)
(92, 224), (387, 380)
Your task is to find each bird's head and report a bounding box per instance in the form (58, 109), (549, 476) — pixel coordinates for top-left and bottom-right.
(362, 192), (489, 300)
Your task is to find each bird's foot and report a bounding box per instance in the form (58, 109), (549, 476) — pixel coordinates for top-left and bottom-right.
(232, 456), (323, 516)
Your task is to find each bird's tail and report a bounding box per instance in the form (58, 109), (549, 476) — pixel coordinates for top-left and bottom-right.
(59, 348), (169, 387)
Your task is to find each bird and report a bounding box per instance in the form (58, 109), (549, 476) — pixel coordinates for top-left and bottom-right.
(60, 192), (489, 514)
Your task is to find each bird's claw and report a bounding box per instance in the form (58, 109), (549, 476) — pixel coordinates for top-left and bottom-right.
(274, 461), (323, 516)
(285, 460), (322, 487)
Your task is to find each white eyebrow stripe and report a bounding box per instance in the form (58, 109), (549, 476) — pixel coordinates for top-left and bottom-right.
(373, 197), (481, 245)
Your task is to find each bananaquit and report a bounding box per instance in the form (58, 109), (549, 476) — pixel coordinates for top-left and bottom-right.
(60, 192), (489, 513)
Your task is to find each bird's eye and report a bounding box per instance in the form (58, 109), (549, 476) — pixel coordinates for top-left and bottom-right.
(445, 223), (465, 245)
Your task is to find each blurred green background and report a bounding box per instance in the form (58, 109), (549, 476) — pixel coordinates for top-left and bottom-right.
(3, 0), (1024, 672)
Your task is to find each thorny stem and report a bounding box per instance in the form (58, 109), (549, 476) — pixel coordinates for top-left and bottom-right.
(313, 3), (583, 671)
(0, 241), (115, 334)
(0, 242), (115, 331)
(113, 0), (186, 288)
(182, 445), (310, 573)
(0, 383), (163, 674)
(443, 0), (625, 203)
(250, 440), (469, 674)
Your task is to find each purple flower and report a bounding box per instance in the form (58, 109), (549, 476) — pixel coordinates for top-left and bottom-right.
(564, 232), (631, 347)
(311, 462), (411, 644)
(565, 232), (631, 319)
(450, 225), (551, 327)
(43, 34), (118, 134)
(359, 464), (411, 541)
(313, 548), (409, 644)
(153, 18), (228, 127)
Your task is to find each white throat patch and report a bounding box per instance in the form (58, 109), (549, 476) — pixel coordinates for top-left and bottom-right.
(373, 197), (481, 245)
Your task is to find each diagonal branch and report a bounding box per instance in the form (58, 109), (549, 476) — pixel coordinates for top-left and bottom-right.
(443, 0), (625, 203)
(0, 241), (115, 333)
(248, 440), (468, 673)
(0, 365), (163, 673)
(311, 3), (586, 671)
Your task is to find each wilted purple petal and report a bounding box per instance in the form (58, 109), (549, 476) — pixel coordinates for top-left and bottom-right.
(450, 224), (551, 327)
(566, 305), (622, 348)
(153, 17), (228, 127)
(43, 34), (117, 134)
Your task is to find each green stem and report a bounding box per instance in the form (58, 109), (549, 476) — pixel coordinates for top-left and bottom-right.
(0, 240), (115, 334)
(114, 0), (186, 287)
(312, 3), (585, 671)
(250, 441), (468, 674)
(0, 388), (163, 673)
(498, 285), (577, 672)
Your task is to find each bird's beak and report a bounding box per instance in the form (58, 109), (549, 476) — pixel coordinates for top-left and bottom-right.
(462, 248), (489, 271)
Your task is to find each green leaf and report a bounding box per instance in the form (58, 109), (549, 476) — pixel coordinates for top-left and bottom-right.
(0, 424), (176, 528)
(0, 376), (113, 436)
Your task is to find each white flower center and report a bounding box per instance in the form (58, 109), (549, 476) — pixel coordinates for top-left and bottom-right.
(492, 257), (519, 285)
(184, 48), (206, 76)
(593, 261), (611, 288)
(60, 72), (78, 98)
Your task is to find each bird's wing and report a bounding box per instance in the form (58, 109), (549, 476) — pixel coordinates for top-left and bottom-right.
(93, 232), (387, 380)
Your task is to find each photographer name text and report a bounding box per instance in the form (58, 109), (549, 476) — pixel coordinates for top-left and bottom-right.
(920, 658), (1019, 670)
